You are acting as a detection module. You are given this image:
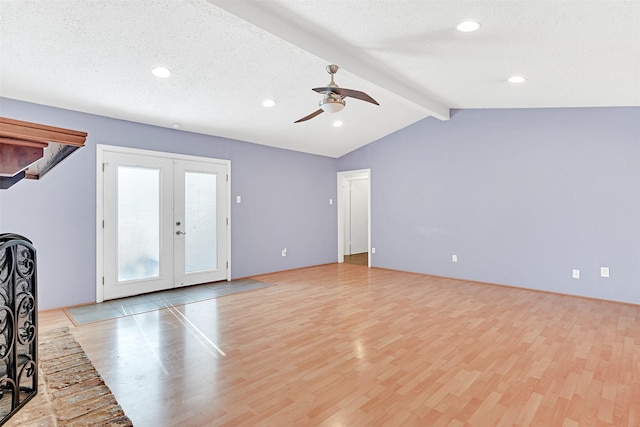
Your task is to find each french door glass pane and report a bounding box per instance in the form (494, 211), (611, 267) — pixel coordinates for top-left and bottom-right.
(117, 166), (160, 281)
(185, 172), (217, 273)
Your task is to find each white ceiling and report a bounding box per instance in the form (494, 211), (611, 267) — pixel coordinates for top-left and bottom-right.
(1, 0), (639, 158)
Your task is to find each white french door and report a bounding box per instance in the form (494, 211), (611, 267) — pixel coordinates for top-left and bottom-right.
(99, 147), (229, 301)
(173, 160), (228, 287)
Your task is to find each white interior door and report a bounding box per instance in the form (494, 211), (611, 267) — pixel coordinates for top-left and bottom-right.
(101, 148), (229, 301)
(349, 179), (369, 254)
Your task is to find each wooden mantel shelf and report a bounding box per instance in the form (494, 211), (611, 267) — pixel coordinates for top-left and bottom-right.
(0, 117), (87, 189)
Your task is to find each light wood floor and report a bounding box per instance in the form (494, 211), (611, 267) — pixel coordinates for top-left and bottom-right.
(344, 252), (368, 266)
(39, 264), (640, 426)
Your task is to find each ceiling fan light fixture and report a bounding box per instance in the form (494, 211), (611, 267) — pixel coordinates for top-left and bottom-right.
(456, 21), (480, 32)
(320, 98), (345, 113)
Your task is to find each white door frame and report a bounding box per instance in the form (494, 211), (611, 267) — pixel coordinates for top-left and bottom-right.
(96, 144), (231, 303)
(337, 169), (371, 266)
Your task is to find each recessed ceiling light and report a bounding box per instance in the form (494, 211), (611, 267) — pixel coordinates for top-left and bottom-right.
(333, 120), (343, 127)
(456, 21), (481, 32)
(262, 99), (276, 108)
(152, 67), (171, 78)
(508, 76), (527, 83)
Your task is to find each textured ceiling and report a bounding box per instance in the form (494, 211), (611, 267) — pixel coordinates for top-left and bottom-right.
(1, 0), (639, 158)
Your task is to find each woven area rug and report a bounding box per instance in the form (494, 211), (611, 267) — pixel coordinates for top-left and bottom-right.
(5, 327), (132, 427)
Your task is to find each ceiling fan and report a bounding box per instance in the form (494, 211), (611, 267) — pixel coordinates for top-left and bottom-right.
(294, 64), (379, 123)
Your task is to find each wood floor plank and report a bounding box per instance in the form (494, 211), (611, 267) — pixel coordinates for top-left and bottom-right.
(38, 308), (75, 331)
(38, 263), (640, 426)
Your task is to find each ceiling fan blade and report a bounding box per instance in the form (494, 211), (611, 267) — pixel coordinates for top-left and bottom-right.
(333, 88), (379, 105)
(312, 86), (379, 105)
(294, 108), (324, 123)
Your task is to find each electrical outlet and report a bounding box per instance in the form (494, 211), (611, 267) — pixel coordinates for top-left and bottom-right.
(371, 247), (376, 254)
(329, 198), (333, 205)
(572, 269), (580, 279)
(600, 267), (610, 278)
(281, 248), (287, 257)
(236, 196), (241, 204)
(452, 254), (458, 263)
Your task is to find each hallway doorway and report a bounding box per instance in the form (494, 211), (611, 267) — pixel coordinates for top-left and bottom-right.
(337, 169), (370, 267)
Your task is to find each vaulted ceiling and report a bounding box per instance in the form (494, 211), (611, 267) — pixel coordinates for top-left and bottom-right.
(1, 1), (639, 158)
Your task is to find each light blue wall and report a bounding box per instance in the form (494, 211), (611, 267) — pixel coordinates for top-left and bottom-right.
(0, 98), (337, 309)
(338, 107), (640, 304)
(3, 98), (639, 308)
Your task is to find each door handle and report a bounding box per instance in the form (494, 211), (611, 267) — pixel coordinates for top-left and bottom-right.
(176, 231), (186, 235)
